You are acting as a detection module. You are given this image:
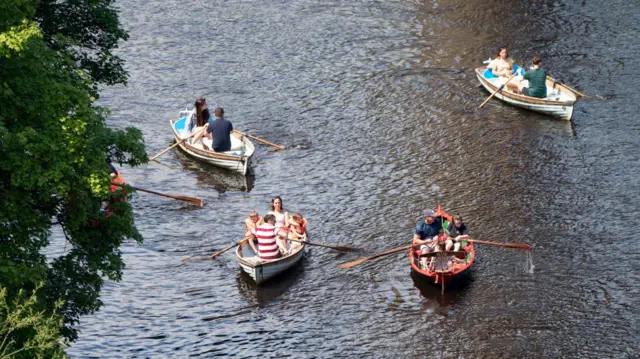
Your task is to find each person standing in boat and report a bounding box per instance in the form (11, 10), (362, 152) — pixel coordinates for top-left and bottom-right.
(488, 47), (522, 93)
(193, 107), (233, 152)
(518, 56), (547, 98)
(249, 214), (286, 260)
(412, 209), (443, 269)
(244, 210), (264, 238)
(445, 214), (469, 252)
(268, 196), (290, 240)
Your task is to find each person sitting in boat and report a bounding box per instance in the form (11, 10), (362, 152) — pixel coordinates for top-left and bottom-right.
(488, 47), (522, 93)
(244, 210), (264, 238)
(249, 214), (286, 261)
(184, 97), (211, 138)
(518, 56), (547, 98)
(287, 212), (307, 252)
(412, 209), (443, 269)
(445, 214), (469, 252)
(268, 196), (290, 240)
(193, 107), (234, 152)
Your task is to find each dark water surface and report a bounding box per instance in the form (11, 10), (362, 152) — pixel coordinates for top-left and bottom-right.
(56, 0), (639, 357)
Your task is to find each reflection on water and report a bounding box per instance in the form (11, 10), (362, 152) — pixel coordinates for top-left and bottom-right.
(236, 257), (307, 308)
(175, 150), (254, 193)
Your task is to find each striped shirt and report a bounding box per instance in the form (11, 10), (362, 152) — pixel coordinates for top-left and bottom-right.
(251, 223), (280, 260)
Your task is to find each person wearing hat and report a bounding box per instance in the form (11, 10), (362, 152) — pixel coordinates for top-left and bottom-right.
(413, 209), (443, 269)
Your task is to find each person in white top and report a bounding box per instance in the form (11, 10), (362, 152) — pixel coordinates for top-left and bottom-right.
(267, 196), (289, 240)
(487, 47), (522, 93)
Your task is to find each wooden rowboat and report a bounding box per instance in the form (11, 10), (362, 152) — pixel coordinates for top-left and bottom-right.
(170, 110), (255, 175)
(475, 65), (579, 120)
(409, 206), (475, 293)
(235, 234), (306, 285)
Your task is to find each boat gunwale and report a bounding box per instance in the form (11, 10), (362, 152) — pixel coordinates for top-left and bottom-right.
(169, 118), (252, 163)
(235, 236), (306, 269)
(474, 66), (578, 106)
(408, 208), (475, 279)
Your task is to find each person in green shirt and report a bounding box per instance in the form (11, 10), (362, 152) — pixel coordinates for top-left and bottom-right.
(520, 56), (547, 98)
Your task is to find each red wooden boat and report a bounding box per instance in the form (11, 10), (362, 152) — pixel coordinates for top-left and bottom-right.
(409, 206), (475, 293)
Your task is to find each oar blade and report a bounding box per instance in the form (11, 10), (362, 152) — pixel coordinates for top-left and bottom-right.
(338, 257), (368, 269)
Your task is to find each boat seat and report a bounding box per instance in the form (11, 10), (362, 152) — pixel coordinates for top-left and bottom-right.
(418, 250), (466, 258)
(483, 65), (523, 79)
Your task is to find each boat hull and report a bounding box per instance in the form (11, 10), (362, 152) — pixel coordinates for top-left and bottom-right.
(170, 113), (255, 175)
(475, 66), (577, 121)
(235, 237), (306, 285)
(409, 206), (475, 290)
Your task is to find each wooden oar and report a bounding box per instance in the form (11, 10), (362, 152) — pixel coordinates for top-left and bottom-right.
(546, 76), (606, 100)
(233, 130), (285, 150)
(150, 126), (206, 161)
(479, 72), (518, 108)
(112, 183), (204, 207)
(182, 237), (249, 262)
(466, 238), (531, 251)
(288, 238), (354, 252)
(338, 244), (412, 269)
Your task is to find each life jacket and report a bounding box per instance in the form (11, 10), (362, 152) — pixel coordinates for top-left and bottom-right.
(289, 219), (306, 235)
(109, 172), (128, 203)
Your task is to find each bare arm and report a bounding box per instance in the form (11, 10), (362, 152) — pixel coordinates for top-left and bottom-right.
(248, 235), (258, 254)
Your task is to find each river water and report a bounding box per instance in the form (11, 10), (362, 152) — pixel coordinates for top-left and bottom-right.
(59, 0), (639, 357)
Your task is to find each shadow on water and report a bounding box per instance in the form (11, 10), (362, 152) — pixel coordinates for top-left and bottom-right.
(410, 269), (474, 307)
(235, 256), (307, 308)
(175, 150), (254, 193)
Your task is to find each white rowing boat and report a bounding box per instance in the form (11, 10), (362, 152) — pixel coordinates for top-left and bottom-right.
(235, 234), (306, 285)
(475, 65), (579, 120)
(170, 110), (255, 175)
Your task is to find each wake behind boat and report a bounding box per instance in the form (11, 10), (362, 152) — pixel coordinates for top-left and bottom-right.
(475, 64), (579, 120)
(170, 110), (255, 175)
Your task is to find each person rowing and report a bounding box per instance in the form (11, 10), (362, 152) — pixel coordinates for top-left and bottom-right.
(518, 56), (547, 98)
(248, 214), (286, 261)
(412, 209), (443, 269)
(192, 107), (233, 152)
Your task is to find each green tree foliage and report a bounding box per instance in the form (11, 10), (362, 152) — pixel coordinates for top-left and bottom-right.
(35, 0), (130, 93)
(0, 0), (146, 348)
(0, 283), (66, 359)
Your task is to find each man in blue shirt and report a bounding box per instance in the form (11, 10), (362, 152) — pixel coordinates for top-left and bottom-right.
(413, 209), (443, 244)
(205, 107), (233, 152)
(413, 209), (443, 269)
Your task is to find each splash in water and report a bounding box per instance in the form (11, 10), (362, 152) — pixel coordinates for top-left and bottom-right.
(524, 250), (535, 274)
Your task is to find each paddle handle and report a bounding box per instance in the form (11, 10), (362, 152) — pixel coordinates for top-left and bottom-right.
(210, 237), (249, 259)
(150, 126), (205, 161)
(288, 238), (352, 252)
(479, 72), (517, 108)
(234, 130), (285, 150)
(466, 238), (531, 251)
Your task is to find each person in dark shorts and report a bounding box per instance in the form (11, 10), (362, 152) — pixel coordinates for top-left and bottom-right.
(520, 56), (547, 98)
(445, 214), (469, 251)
